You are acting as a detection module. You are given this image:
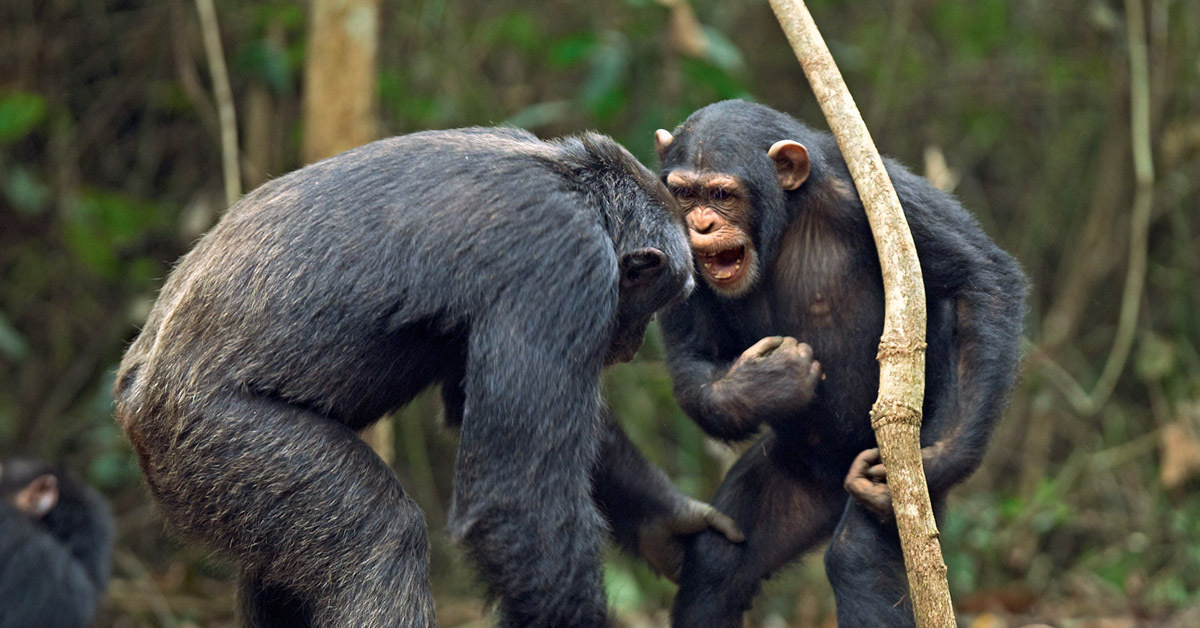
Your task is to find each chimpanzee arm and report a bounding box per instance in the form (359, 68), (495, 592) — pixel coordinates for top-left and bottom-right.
(591, 408), (743, 580)
(895, 170), (1027, 493)
(662, 302), (821, 442)
(0, 502), (102, 628)
(448, 251), (618, 628)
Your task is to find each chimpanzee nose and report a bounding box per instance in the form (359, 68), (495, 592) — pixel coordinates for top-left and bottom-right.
(689, 208), (716, 234)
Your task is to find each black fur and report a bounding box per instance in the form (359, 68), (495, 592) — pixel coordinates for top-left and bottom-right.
(0, 458), (114, 628)
(657, 101), (1027, 627)
(114, 127), (693, 628)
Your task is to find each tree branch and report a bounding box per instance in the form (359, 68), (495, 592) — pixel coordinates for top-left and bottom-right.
(193, 0), (241, 206)
(768, 2), (954, 626)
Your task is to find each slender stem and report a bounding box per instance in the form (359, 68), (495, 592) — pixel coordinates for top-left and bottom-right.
(1086, 0), (1155, 412)
(767, 1), (954, 626)
(194, 0), (241, 206)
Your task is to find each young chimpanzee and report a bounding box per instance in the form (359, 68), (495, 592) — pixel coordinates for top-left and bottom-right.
(654, 100), (1027, 627)
(0, 457), (114, 628)
(114, 127), (743, 628)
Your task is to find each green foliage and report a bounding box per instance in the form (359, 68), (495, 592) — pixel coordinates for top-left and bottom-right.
(61, 190), (169, 281)
(0, 311), (29, 362)
(3, 0), (1200, 624)
(0, 91), (47, 144)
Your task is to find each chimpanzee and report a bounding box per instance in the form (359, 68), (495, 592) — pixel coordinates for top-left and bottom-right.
(653, 100), (1027, 627)
(113, 127), (743, 628)
(0, 457), (114, 628)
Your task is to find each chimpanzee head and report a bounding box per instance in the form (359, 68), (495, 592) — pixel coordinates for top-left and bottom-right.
(654, 100), (815, 299)
(0, 458), (60, 519)
(567, 132), (694, 364)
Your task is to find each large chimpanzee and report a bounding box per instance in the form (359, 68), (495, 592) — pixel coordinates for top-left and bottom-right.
(114, 127), (743, 628)
(653, 100), (1026, 627)
(0, 457), (114, 628)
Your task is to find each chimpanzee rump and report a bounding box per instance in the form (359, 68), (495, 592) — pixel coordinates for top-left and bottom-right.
(113, 127), (715, 628)
(0, 457), (114, 628)
(654, 100), (1027, 628)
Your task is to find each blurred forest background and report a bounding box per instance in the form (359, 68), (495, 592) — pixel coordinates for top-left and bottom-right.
(2, 0), (1199, 626)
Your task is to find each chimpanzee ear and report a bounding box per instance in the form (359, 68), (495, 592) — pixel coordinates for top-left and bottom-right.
(654, 129), (675, 161)
(620, 248), (666, 289)
(767, 140), (811, 191)
(15, 473), (58, 518)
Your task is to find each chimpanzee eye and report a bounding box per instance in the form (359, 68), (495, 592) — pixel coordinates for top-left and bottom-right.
(672, 186), (694, 199)
(712, 188), (730, 201)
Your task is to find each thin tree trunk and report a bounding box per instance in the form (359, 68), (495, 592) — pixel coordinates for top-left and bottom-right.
(767, 2), (955, 626)
(303, 0), (392, 463)
(194, 0), (241, 206)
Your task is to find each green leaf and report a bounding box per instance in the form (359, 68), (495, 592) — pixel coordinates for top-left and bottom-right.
(0, 91), (47, 143)
(550, 33), (597, 69)
(5, 165), (50, 216)
(1135, 331), (1175, 381)
(581, 33), (630, 121)
(699, 26), (744, 73)
(0, 311), (29, 361)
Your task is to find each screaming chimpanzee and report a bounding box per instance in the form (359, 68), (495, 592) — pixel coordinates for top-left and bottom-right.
(654, 100), (1027, 627)
(114, 127), (743, 628)
(0, 457), (114, 628)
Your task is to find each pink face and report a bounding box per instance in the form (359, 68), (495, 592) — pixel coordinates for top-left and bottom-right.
(665, 170), (759, 297)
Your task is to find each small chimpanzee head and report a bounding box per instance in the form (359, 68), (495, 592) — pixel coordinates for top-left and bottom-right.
(654, 100), (813, 299)
(602, 155), (695, 364)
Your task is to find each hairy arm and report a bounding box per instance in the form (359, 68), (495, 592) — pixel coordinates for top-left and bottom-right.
(591, 408), (742, 580)
(875, 169), (1027, 494)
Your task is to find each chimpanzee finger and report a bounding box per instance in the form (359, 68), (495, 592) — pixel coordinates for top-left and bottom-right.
(744, 336), (785, 359)
(844, 447), (879, 487)
(702, 505), (746, 543)
(866, 464), (887, 481)
(846, 477), (894, 517)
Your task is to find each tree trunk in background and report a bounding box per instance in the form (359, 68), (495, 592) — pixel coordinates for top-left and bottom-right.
(303, 0), (379, 164)
(303, 0), (392, 463)
(767, 1), (955, 626)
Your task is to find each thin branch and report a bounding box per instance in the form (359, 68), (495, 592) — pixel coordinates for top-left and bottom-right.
(767, 2), (954, 626)
(1039, 0), (1155, 416)
(1087, 0), (1155, 408)
(194, 0), (241, 206)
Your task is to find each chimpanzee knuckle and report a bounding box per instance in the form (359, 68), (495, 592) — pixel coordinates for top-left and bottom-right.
(747, 336), (785, 357)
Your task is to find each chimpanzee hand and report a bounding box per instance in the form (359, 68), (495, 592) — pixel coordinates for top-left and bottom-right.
(638, 495), (745, 582)
(844, 447), (939, 519)
(715, 336), (822, 418)
(844, 448), (892, 517)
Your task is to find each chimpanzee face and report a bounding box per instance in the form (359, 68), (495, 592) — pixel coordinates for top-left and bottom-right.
(655, 128), (810, 299)
(663, 169), (759, 298)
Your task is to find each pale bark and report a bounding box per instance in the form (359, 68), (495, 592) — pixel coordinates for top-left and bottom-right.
(194, 0), (241, 205)
(303, 0), (379, 164)
(767, 1), (955, 626)
(303, 0), (391, 462)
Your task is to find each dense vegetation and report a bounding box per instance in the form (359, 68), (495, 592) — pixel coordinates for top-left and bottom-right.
(2, 1), (1198, 625)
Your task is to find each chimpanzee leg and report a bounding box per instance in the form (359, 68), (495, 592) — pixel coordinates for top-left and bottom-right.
(824, 495), (946, 628)
(147, 392), (435, 628)
(671, 434), (846, 628)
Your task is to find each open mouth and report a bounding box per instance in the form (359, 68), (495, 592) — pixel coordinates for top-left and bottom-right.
(697, 245), (750, 285)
